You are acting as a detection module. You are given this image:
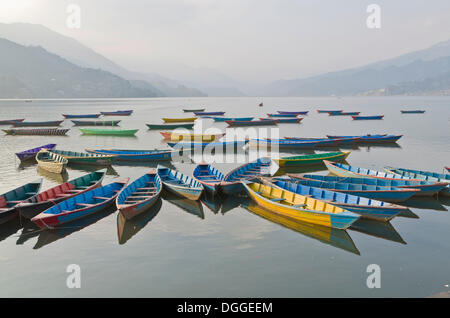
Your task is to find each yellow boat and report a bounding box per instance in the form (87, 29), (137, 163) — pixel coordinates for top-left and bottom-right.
(36, 149), (68, 174)
(241, 180), (359, 229)
(160, 132), (225, 142)
(162, 117), (197, 123)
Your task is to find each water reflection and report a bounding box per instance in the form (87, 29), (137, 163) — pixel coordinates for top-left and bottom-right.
(31, 205), (117, 249)
(117, 198), (162, 245)
(67, 164), (119, 176)
(37, 166), (69, 183)
(349, 218), (406, 245)
(221, 195), (247, 214)
(401, 197), (448, 212)
(16, 220), (41, 245)
(0, 218), (22, 243)
(274, 163), (330, 176)
(241, 199), (360, 255)
(161, 190), (205, 219)
(200, 192), (224, 214)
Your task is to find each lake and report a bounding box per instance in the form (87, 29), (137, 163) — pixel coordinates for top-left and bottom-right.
(0, 96), (449, 297)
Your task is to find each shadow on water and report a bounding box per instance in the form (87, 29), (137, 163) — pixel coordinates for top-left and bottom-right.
(161, 190), (204, 219)
(274, 163), (330, 176)
(221, 194), (247, 214)
(0, 217), (23, 243)
(67, 164), (119, 176)
(16, 219), (41, 245)
(17, 160), (36, 171)
(117, 198), (162, 245)
(438, 197), (450, 207)
(241, 199), (360, 255)
(349, 218), (406, 245)
(401, 197), (448, 212)
(31, 204), (117, 249)
(37, 166), (69, 183)
(200, 192), (224, 214)
(112, 160), (177, 170)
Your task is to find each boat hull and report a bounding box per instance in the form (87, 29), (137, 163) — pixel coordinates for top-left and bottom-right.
(71, 120), (120, 126)
(274, 151), (350, 167)
(146, 123), (194, 129)
(79, 128), (138, 136)
(162, 117), (197, 123)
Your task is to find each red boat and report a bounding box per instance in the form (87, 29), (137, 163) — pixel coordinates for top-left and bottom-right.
(0, 119), (25, 125)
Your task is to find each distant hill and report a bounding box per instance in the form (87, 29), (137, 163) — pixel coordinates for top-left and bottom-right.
(0, 38), (162, 98)
(265, 38), (450, 96)
(0, 23), (205, 97)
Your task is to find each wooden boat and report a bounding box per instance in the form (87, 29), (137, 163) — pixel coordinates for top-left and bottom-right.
(79, 128), (138, 136)
(251, 138), (336, 148)
(289, 174), (420, 202)
(283, 137), (360, 144)
(277, 111), (309, 115)
(63, 114), (101, 118)
(31, 179), (129, 229)
(157, 165), (203, 200)
(242, 200), (360, 255)
(167, 140), (247, 150)
(2, 128), (69, 136)
(15, 144), (57, 161)
(267, 113), (298, 118)
(17, 169), (106, 219)
(326, 134), (402, 143)
(221, 157), (272, 194)
(401, 110), (425, 114)
(146, 123), (195, 129)
(262, 118), (303, 123)
(268, 178), (405, 221)
(324, 161), (448, 196)
(0, 179), (42, 224)
(193, 163), (225, 195)
(317, 110), (342, 113)
(12, 120), (63, 127)
(160, 132), (225, 142)
(162, 117), (197, 123)
(194, 111), (225, 116)
(352, 115), (384, 120)
(226, 119), (277, 127)
(183, 108), (205, 112)
(71, 120), (120, 126)
(329, 112), (360, 116)
(241, 180), (359, 229)
(100, 110), (133, 116)
(49, 149), (116, 166)
(36, 149), (68, 174)
(384, 167), (450, 197)
(211, 117), (254, 122)
(86, 149), (175, 161)
(116, 171), (162, 220)
(0, 119), (24, 125)
(274, 151), (350, 167)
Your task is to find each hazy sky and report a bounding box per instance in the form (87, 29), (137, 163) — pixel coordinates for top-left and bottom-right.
(1, 0), (450, 84)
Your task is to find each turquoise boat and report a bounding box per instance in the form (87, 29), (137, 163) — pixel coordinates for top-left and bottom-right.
(211, 117), (254, 122)
(157, 165), (204, 200)
(193, 163), (225, 195)
(167, 140), (248, 149)
(323, 161), (449, 196)
(384, 167), (450, 197)
(86, 149), (175, 161)
(287, 174), (418, 202)
(269, 178), (406, 221)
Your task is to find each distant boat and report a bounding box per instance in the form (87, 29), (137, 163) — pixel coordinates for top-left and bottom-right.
(63, 114), (101, 119)
(317, 110), (342, 113)
(12, 120), (63, 127)
(194, 111), (225, 116)
(2, 128), (69, 136)
(49, 149), (116, 166)
(211, 117), (254, 122)
(258, 102), (263, 107)
(274, 151), (350, 167)
(160, 132), (225, 142)
(167, 140), (247, 150)
(100, 110), (133, 116)
(276, 111), (309, 115)
(400, 110), (425, 114)
(85, 149), (175, 161)
(329, 112), (360, 116)
(226, 119), (277, 127)
(71, 120), (120, 126)
(146, 123), (194, 129)
(352, 115), (384, 120)
(0, 119), (25, 125)
(183, 108), (205, 112)
(162, 117), (197, 123)
(15, 144), (57, 161)
(79, 128), (138, 136)
(251, 138), (336, 149)
(262, 118), (303, 124)
(267, 113), (298, 118)
(326, 134), (402, 143)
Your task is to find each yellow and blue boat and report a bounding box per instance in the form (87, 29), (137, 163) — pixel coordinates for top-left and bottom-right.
(241, 180), (359, 229)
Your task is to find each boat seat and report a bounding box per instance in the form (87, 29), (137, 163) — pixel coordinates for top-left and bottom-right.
(269, 198), (285, 202)
(75, 203), (94, 207)
(136, 187), (156, 190)
(126, 195), (152, 199)
(7, 200), (22, 204)
(55, 193), (72, 197)
(93, 196), (110, 200)
(112, 190), (121, 193)
(292, 204), (307, 208)
(77, 186), (90, 189)
(25, 192), (36, 195)
(67, 189), (83, 193)
(0, 208), (9, 212)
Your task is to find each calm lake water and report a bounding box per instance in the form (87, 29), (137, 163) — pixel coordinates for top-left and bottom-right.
(0, 96), (449, 297)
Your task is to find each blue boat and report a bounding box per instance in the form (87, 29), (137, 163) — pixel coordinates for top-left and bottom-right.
(167, 140), (248, 149)
(261, 118), (303, 123)
(286, 174), (418, 202)
(221, 157), (273, 194)
(157, 165), (204, 200)
(85, 149), (176, 161)
(251, 138), (336, 148)
(15, 143), (57, 161)
(384, 167), (450, 197)
(352, 115), (384, 120)
(401, 110), (425, 114)
(193, 163), (225, 195)
(63, 114), (101, 119)
(269, 178), (406, 221)
(211, 117), (254, 122)
(267, 113), (298, 118)
(284, 136), (360, 144)
(277, 111), (309, 115)
(116, 171), (162, 220)
(326, 134), (402, 143)
(100, 110), (133, 116)
(324, 161), (449, 196)
(31, 179), (129, 229)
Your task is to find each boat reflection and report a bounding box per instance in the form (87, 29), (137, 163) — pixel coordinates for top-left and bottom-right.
(401, 197), (448, 212)
(439, 197), (450, 207)
(161, 190), (205, 219)
(359, 143), (402, 151)
(221, 194), (247, 214)
(37, 166), (69, 183)
(241, 199), (360, 255)
(274, 163), (331, 176)
(0, 217), (22, 243)
(349, 218), (406, 245)
(67, 164), (119, 176)
(113, 160), (176, 170)
(16, 220), (41, 245)
(17, 160), (37, 171)
(200, 192), (224, 214)
(117, 198), (162, 245)
(32, 204), (117, 249)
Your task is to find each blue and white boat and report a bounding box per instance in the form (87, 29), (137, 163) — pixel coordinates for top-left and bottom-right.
(193, 163), (225, 195)
(85, 149), (176, 161)
(210, 117), (254, 122)
(167, 140), (248, 149)
(157, 165), (204, 200)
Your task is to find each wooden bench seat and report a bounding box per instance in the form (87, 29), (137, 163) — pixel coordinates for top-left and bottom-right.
(136, 187), (156, 190)
(93, 196), (110, 200)
(126, 195), (152, 199)
(269, 198), (285, 202)
(75, 203), (94, 207)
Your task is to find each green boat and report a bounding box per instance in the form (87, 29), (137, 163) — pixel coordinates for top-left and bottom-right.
(79, 128), (138, 136)
(146, 123), (194, 130)
(274, 151), (350, 167)
(48, 149), (117, 166)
